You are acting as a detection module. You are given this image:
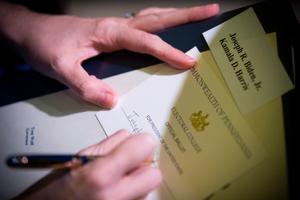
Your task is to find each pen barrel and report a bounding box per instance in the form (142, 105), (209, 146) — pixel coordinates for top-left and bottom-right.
(6, 155), (94, 168)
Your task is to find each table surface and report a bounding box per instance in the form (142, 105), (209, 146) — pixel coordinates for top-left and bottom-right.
(0, 0), (298, 199)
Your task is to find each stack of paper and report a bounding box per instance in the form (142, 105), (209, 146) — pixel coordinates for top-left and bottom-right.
(96, 8), (293, 200)
(0, 7), (294, 200)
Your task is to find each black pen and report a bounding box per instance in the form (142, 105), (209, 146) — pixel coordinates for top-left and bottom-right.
(6, 155), (100, 169)
(6, 154), (155, 169)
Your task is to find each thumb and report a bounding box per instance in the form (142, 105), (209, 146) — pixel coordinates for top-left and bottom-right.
(59, 63), (118, 108)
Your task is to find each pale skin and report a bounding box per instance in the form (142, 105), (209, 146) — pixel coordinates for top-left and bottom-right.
(0, 2), (219, 108)
(0, 2), (219, 199)
(21, 130), (161, 200)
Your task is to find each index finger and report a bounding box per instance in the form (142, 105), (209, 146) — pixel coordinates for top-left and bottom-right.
(87, 134), (157, 181)
(79, 129), (131, 156)
(130, 4), (219, 33)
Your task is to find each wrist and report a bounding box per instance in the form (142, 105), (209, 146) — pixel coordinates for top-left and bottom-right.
(0, 2), (46, 49)
(21, 171), (73, 200)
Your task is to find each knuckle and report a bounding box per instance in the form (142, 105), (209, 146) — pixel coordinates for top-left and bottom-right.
(93, 18), (126, 50)
(50, 54), (72, 78)
(85, 166), (110, 189)
(149, 34), (161, 42)
(51, 54), (66, 70)
(87, 162), (118, 188)
(96, 17), (120, 28)
(95, 17), (127, 37)
(147, 13), (160, 21)
(147, 13), (164, 28)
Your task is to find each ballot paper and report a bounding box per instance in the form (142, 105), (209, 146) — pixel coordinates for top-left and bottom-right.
(203, 8), (294, 114)
(96, 47), (266, 200)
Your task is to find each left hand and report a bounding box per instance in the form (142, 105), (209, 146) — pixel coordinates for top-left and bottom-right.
(16, 4), (219, 108)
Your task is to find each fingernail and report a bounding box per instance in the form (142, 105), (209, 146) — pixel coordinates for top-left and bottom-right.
(210, 3), (220, 12)
(111, 93), (119, 106)
(100, 92), (118, 108)
(187, 56), (196, 67)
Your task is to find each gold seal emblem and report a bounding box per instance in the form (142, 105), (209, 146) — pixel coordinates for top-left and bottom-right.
(189, 111), (209, 132)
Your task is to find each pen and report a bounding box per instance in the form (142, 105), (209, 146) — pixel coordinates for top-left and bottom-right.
(6, 155), (101, 169)
(6, 154), (155, 169)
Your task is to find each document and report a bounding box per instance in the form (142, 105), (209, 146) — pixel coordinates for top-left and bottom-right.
(96, 47), (266, 199)
(203, 8), (294, 113)
(0, 91), (104, 199)
(0, 64), (162, 199)
(0, 37), (287, 199)
(1, 7), (290, 199)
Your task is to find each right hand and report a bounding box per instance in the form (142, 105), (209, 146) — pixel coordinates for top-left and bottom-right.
(22, 130), (161, 200)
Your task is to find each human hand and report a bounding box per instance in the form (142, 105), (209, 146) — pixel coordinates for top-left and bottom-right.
(22, 130), (161, 200)
(9, 4), (219, 108)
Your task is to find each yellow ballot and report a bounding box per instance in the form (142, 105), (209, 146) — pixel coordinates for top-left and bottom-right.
(206, 33), (289, 200)
(96, 47), (266, 199)
(203, 8), (294, 114)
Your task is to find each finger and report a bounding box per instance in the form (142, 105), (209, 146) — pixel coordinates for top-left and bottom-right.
(108, 134), (156, 175)
(130, 4), (219, 32)
(116, 28), (195, 68)
(135, 7), (177, 17)
(79, 129), (131, 156)
(112, 166), (162, 200)
(88, 134), (157, 182)
(134, 196), (147, 200)
(57, 62), (118, 108)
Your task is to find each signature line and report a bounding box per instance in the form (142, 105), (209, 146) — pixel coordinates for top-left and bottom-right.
(121, 107), (135, 131)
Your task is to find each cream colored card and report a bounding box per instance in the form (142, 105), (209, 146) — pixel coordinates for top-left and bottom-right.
(203, 8), (294, 113)
(196, 33), (288, 200)
(96, 47), (266, 199)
